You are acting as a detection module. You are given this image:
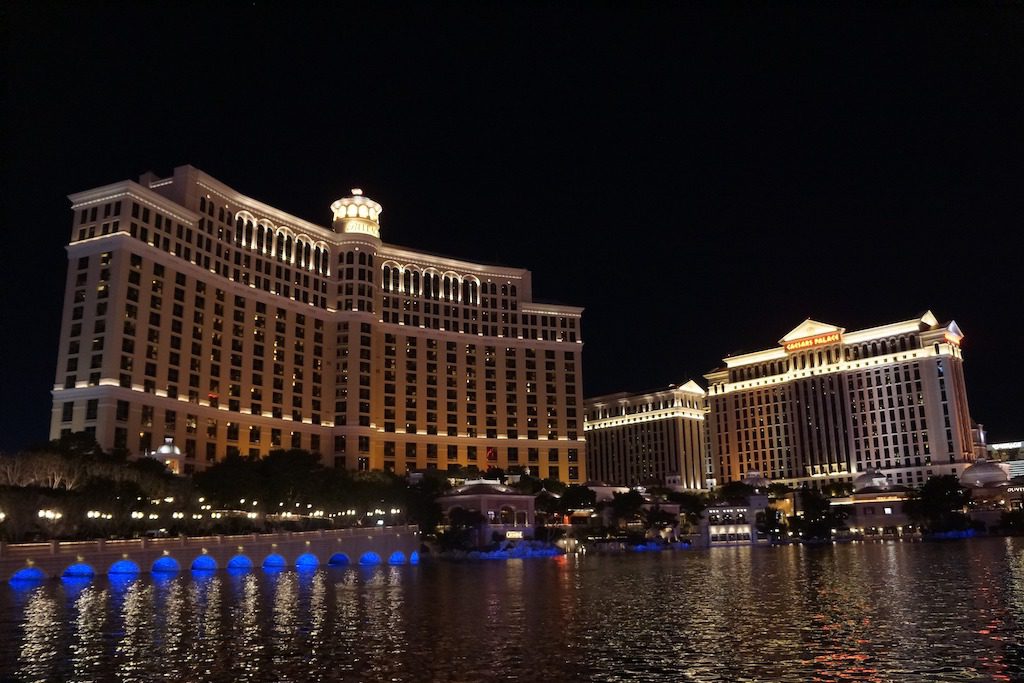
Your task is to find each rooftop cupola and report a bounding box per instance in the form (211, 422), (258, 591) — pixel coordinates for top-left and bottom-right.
(331, 188), (382, 239)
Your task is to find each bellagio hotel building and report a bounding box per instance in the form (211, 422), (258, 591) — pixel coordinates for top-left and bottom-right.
(50, 165), (585, 480)
(705, 313), (975, 489)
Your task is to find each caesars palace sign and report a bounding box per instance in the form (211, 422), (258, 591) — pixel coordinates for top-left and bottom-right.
(784, 332), (842, 352)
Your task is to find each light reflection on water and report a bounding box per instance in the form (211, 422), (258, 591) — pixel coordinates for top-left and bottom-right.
(0, 537), (1021, 682)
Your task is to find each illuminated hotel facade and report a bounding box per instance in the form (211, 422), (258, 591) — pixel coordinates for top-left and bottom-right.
(584, 381), (706, 489)
(705, 312), (975, 489)
(50, 166), (585, 480)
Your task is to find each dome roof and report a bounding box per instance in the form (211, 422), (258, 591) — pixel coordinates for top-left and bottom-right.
(959, 460), (1009, 488)
(854, 469), (891, 492)
(741, 470), (770, 489)
(154, 438), (182, 457)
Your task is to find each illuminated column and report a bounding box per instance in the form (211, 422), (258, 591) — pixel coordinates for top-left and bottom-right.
(330, 189), (383, 469)
(331, 188), (383, 242)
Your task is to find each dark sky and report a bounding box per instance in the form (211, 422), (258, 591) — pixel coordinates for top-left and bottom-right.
(2, 2), (1022, 451)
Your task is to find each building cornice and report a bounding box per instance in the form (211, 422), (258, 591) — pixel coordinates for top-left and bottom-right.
(708, 342), (963, 395)
(378, 244), (531, 281)
(191, 171), (337, 242)
(69, 180), (200, 225)
(584, 407), (706, 431)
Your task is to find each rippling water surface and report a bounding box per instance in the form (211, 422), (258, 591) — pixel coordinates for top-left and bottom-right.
(1, 537), (1022, 682)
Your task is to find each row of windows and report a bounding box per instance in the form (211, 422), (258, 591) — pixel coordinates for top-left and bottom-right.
(233, 217), (331, 277)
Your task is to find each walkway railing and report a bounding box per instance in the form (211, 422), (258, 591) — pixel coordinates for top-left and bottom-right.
(0, 525), (418, 559)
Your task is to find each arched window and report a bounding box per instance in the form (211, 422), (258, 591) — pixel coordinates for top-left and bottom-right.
(276, 233), (286, 261)
(346, 251), (355, 265)
(244, 221), (253, 248)
(501, 284), (508, 296)
(383, 266), (392, 291)
(358, 252), (367, 265)
(285, 236), (293, 262)
(500, 507), (515, 525)
(304, 242), (312, 270)
(235, 217), (244, 246)
(403, 270), (412, 294)
(411, 271), (420, 295)
(510, 285), (517, 297)
(256, 226), (264, 252)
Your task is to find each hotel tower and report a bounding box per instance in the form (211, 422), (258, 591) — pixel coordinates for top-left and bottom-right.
(584, 381), (707, 489)
(705, 312), (975, 489)
(50, 166), (585, 480)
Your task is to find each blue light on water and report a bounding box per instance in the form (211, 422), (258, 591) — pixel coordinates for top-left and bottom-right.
(9, 567), (45, 584)
(191, 555), (217, 572)
(409, 551), (420, 565)
(328, 552), (350, 566)
(109, 560), (141, 575)
(151, 556), (180, 573)
(227, 555), (254, 572)
(388, 551), (406, 565)
(296, 553), (319, 570)
(262, 553), (287, 570)
(359, 551), (382, 566)
(108, 572), (139, 591)
(62, 563), (96, 578)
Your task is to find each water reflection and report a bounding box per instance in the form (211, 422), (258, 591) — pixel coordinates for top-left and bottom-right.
(71, 584), (106, 681)
(0, 539), (1021, 682)
(18, 587), (60, 682)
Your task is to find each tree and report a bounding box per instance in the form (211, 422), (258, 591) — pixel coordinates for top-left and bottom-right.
(483, 467), (505, 481)
(716, 481), (755, 505)
(33, 431), (105, 460)
(667, 491), (707, 532)
(404, 469), (451, 534)
(560, 485), (596, 513)
(757, 506), (786, 540)
(822, 481), (854, 498)
(512, 474), (544, 495)
(644, 506), (678, 531)
(193, 453), (263, 507)
(541, 477), (567, 495)
(439, 507), (485, 550)
(608, 490), (645, 525)
(904, 475), (971, 533)
(790, 487), (845, 540)
(259, 449), (328, 507)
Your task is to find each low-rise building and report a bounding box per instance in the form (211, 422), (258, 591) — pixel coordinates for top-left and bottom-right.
(830, 470), (914, 539)
(436, 482), (536, 546)
(705, 472), (772, 546)
(988, 441), (1024, 479)
(958, 460), (1024, 528)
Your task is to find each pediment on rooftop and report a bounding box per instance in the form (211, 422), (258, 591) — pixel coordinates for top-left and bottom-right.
(778, 319), (844, 345)
(676, 379), (706, 395)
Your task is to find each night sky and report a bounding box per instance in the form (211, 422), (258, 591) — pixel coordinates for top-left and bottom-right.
(2, 3), (1021, 452)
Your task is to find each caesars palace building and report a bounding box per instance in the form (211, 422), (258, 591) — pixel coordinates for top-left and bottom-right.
(704, 313), (976, 489)
(50, 166), (585, 480)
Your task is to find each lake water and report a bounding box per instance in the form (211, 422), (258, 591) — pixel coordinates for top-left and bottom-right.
(1, 537), (1022, 682)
